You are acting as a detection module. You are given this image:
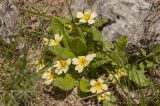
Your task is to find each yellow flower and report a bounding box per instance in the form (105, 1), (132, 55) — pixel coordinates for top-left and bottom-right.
(116, 69), (126, 78)
(36, 60), (45, 72)
(53, 59), (71, 75)
(90, 78), (108, 93)
(98, 92), (111, 102)
(108, 69), (126, 82)
(50, 34), (63, 46)
(42, 34), (63, 46)
(68, 25), (73, 32)
(72, 54), (96, 73)
(43, 38), (49, 45)
(76, 9), (97, 25)
(41, 68), (56, 85)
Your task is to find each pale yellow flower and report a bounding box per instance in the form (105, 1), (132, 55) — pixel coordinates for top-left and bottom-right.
(90, 78), (108, 93)
(116, 69), (126, 78)
(42, 34), (63, 46)
(41, 68), (56, 85)
(108, 69), (126, 82)
(68, 25), (73, 32)
(72, 54), (96, 73)
(50, 34), (63, 46)
(76, 9), (97, 25)
(43, 38), (49, 45)
(53, 59), (71, 75)
(98, 92), (111, 102)
(36, 60), (45, 72)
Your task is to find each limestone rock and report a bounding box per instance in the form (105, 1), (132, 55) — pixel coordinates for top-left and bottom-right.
(70, 0), (160, 44)
(0, 0), (18, 43)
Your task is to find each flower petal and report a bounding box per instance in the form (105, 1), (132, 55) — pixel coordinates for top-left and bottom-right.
(90, 87), (96, 93)
(90, 80), (97, 86)
(88, 19), (95, 24)
(105, 91), (111, 95)
(97, 78), (104, 83)
(85, 54), (96, 61)
(84, 61), (90, 67)
(57, 69), (63, 75)
(66, 58), (71, 65)
(63, 67), (69, 73)
(41, 72), (48, 79)
(97, 88), (103, 93)
(84, 9), (91, 15)
(53, 62), (59, 67)
(79, 19), (87, 23)
(90, 12), (97, 19)
(75, 65), (84, 73)
(50, 40), (58, 46)
(44, 79), (53, 85)
(102, 84), (108, 90)
(76, 12), (84, 18)
(54, 34), (60, 40)
(72, 58), (79, 65)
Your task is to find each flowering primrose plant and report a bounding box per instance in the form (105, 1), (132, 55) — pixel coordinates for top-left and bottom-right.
(37, 9), (153, 105)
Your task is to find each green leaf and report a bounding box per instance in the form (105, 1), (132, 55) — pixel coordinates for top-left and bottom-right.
(151, 44), (160, 55)
(141, 48), (147, 56)
(48, 46), (75, 58)
(69, 37), (87, 55)
(139, 62), (145, 69)
(110, 94), (117, 102)
(91, 26), (102, 41)
(103, 41), (113, 51)
(110, 50), (127, 67)
(145, 60), (154, 68)
(94, 17), (108, 28)
(79, 78), (90, 92)
(129, 66), (150, 86)
(54, 74), (77, 91)
(103, 101), (115, 106)
(92, 56), (110, 68)
(115, 36), (128, 50)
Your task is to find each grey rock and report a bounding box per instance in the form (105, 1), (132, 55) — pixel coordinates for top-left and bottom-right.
(70, 0), (160, 44)
(0, 0), (18, 43)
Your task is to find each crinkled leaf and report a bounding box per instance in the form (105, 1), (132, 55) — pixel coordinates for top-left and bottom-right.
(94, 17), (108, 28)
(151, 44), (160, 55)
(141, 48), (147, 56)
(48, 46), (75, 58)
(110, 50), (127, 67)
(103, 101), (115, 106)
(139, 62), (145, 69)
(92, 56), (110, 68)
(129, 67), (150, 86)
(54, 74), (77, 91)
(110, 94), (117, 102)
(115, 36), (128, 50)
(79, 78), (90, 92)
(92, 26), (102, 41)
(69, 37), (87, 55)
(103, 41), (113, 51)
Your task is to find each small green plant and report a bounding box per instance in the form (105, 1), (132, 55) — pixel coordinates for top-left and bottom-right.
(1, 4), (159, 105)
(33, 9), (160, 105)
